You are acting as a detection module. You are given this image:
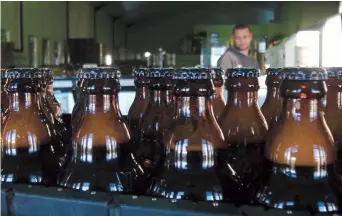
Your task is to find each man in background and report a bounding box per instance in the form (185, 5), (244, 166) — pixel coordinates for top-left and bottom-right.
(217, 24), (260, 71)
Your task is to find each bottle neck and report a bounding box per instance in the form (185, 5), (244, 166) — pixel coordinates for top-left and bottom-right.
(283, 98), (321, 122)
(135, 86), (149, 99)
(265, 86), (281, 102)
(46, 83), (54, 95)
(85, 94), (120, 115)
(227, 91), (258, 108)
(149, 89), (173, 105)
(176, 96), (214, 121)
(10, 92), (41, 111)
(213, 87), (224, 99)
(325, 87), (342, 110)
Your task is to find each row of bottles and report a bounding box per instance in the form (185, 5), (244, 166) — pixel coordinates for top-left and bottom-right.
(1, 68), (67, 186)
(1, 67), (342, 214)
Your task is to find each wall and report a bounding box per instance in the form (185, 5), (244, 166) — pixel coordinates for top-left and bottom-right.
(1, 1), (67, 66)
(193, 1), (340, 50)
(193, 24), (286, 46)
(95, 10), (114, 55)
(1, 1), (21, 50)
(113, 19), (126, 51)
(277, 1), (339, 35)
(127, 3), (263, 53)
(1, 1), (114, 66)
(69, 1), (94, 39)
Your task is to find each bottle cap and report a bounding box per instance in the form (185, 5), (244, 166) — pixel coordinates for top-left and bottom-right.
(79, 67), (121, 79)
(5, 68), (42, 79)
(281, 67), (327, 81)
(134, 68), (149, 77)
(325, 67), (342, 79)
(173, 67), (214, 80)
(1, 68), (7, 79)
(266, 68), (283, 77)
(147, 68), (174, 78)
(213, 68), (224, 80)
(226, 68), (260, 78)
(39, 68), (54, 80)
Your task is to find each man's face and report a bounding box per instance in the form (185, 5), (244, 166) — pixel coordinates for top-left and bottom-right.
(232, 28), (253, 51)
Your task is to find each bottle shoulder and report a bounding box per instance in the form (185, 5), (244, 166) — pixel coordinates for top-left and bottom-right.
(128, 99), (149, 118)
(2, 111), (53, 148)
(219, 106), (268, 143)
(164, 124), (226, 151)
(265, 117), (336, 166)
(75, 114), (131, 145)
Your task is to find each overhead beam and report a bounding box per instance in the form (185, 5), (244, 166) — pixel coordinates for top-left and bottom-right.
(95, 3), (110, 12)
(126, 2), (212, 29)
(112, 16), (123, 23)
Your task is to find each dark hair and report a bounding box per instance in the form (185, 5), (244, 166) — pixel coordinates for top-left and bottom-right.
(232, 24), (251, 34)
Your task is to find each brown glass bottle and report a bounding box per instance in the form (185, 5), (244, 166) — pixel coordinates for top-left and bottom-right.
(1, 68), (66, 186)
(1, 68), (10, 128)
(61, 67), (137, 193)
(40, 69), (69, 161)
(324, 68), (342, 140)
(260, 68), (283, 130)
(136, 68), (175, 175)
(218, 68), (268, 203)
(212, 68), (226, 120)
(325, 68), (342, 183)
(148, 68), (232, 202)
(71, 77), (84, 129)
(39, 69), (66, 133)
(71, 73), (87, 133)
(44, 69), (63, 120)
(127, 68), (150, 152)
(257, 68), (340, 214)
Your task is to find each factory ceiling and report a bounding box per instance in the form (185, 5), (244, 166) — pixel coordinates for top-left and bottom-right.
(91, 1), (281, 27)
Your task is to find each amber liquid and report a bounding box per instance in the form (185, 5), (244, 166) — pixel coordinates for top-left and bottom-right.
(1, 143), (60, 186)
(256, 158), (340, 214)
(148, 149), (231, 202)
(134, 133), (165, 194)
(128, 119), (142, 153)
(62, 143), (136, 193)
(224, 142), (264, 204)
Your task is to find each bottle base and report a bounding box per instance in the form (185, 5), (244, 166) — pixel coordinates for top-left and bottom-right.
(255, 159), (341, 214)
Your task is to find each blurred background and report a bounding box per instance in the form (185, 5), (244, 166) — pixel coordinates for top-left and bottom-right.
(1, 1), (342, 114)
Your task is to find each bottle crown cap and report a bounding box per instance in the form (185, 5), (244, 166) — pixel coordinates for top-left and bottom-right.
(78, 67), (121, 79)
(281, 67), (327, 81)
(173, 67), (214, 80)
(266, 68), (283, 77)
(134, 68), (149, 77)
(1, 68), (7, 79)
(147, 68), (174, 78)
(325, 67), (342, 79)
(213, 68), (224, 79)
(5, 68), (42, 79)
(226, 68), (260, 78)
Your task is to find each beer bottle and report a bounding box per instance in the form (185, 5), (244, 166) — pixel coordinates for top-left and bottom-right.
(324, 67), (342, 140)
(218, 68), (268, 203)
(127, 68), (150, 152)
(136, 68), (174, 175)
(61, 67), (136, 193)
(1, 68), (10, 128)
(325, 68), (342, 181)
(260, 68), (283, 130)
(212, 68), (226, 120)
(39, 69), (66, 132)
(44, 69), (63, 120)
(1, 68), (65, 186)
(71, 72), (87, 133)
(148, 67), (229, 202)
(257, 67), (340, 213)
